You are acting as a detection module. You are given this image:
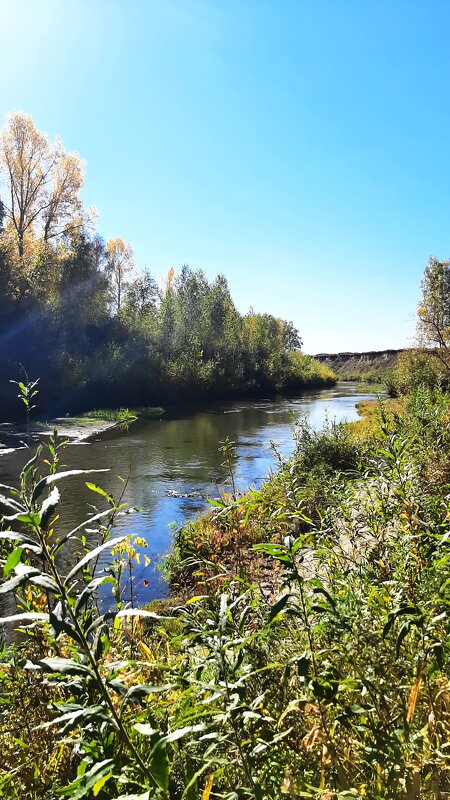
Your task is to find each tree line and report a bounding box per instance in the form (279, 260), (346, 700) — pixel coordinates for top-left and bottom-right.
(0, 111), (334, 418)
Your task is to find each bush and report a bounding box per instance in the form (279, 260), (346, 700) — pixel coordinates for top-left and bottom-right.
(389, 348), (446, 395)
(292, 415), (363, 476)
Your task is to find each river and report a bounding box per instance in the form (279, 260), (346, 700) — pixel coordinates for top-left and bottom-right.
(0, 382), (380, 605)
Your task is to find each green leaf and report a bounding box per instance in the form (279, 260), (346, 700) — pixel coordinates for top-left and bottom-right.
(0, 493), (24, 513)
(93, 773), (113, 797)
(121, 683), (174, 711)
(134, 723), (159, 736)
(3, 511), (41, 526)
(57, 759), (114, 799)
(185, 595), (208, 604)
(31, 469), (109, 504)
(20, 448), (42, 483)
(0, 482), (17, 492)
(0, 612), (49, 625)
(32, 657), (95, 678)
(37, 705), (106, 731)
(296, 652), (311, 678)
(39, 486), (60, 529)
(3, 547), (23, 576)
(52, 508), (115, 555)
(267, 592), (290, 624)
(150, 741), (169, 793)
(75, 576), (112, 614)
(85, 612), (115, 637)
(396, 621), (412, 656)
(30, 574), (59, 593)
(13, 737), (28, 749)
(162, 723), (207, 743)
(252, 543), (292, 563)
(312, 584), (336, 608)
(181, 762), (216, 799)
(291, 536), (308, 555)
(0, 565), (40, 594)
(86, 483), (113, 503)
(115, 608), (164, 620)
(377, 448), (395, 459)
(0, 531), (35, 544)
(64, 535), (127, 585)
(383, 614), (395, 639)
(0, 531), (41, 555)
(48, 613), (85, 646)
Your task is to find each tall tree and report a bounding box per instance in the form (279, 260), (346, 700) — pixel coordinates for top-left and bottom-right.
(125, 268), (159, 318)
(281, 319), (302, 351)
(106, 237), (135, 313)
(417, 256), (450, 372)
(0, 111), (87, 258)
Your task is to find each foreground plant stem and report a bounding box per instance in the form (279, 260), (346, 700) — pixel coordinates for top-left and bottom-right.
(295, 561), (343, 790)
(30, 516), (162, 796)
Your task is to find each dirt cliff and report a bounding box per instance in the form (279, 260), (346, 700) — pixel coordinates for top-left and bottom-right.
(313, 349), (405, 375)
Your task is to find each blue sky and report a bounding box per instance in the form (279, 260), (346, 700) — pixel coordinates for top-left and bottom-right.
(1, 0), (449, 353)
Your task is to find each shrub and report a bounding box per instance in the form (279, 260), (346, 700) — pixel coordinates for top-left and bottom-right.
(389, 348), (446, 395)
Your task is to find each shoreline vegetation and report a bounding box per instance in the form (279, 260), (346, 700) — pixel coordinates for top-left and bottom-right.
(2, 106), (450, 796)
(165, 394), (406, 595)
(3, 348), (450, 796)
(0, 375), (338, 454)
(0, 112), (335, 421)
(159, 385), (450, 797)
(0, 406), (166, 455)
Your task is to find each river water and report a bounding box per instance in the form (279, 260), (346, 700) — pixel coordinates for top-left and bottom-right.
(0, 382), (379, 605)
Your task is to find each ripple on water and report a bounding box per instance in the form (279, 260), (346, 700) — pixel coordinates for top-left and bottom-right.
(0, 385), (381, 605)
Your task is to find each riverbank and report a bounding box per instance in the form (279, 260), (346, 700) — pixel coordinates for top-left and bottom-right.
(0, 365), (336, 454)
(0, 369), (340, 457)
(0, 383), (376, 609)
(167, 394), (391, 596)
(2, 386), (450, 798)
(158, 387), (450, 795)
(0, 406), (166, 455)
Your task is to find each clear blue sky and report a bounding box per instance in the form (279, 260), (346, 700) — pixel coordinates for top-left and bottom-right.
(1, 0), (449, 353)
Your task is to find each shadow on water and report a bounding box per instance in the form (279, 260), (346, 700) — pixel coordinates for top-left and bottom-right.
(0, 383), (381, 607)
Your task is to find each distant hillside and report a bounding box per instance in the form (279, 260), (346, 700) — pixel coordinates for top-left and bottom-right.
(313, 349), (406, 376)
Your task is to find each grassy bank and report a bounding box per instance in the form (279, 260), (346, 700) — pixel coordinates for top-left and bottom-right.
(64, 405), (166, 423)
(165, 387), (450, 796)
(337, 367), (393, 384)
(2, 386), (450, 798)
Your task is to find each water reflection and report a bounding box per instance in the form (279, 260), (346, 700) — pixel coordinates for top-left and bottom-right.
(0, 383), (380, 604)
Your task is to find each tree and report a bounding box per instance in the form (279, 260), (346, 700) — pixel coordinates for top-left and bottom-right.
(281, 320), (302, 351)
(125, 268), (159, 317)
(417, 257), (450, 372)
(106, 237), (135, 313)
(0, 111), (87, 258)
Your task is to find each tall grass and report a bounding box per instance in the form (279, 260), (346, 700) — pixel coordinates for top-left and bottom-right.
(2, 385), (450, 798)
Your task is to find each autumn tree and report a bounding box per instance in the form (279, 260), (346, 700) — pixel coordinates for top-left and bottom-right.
(106, 237), (135, 313)
(158, 267), (176, 356)
(417, 257), (450, 373)
(0, 111), (88, 258)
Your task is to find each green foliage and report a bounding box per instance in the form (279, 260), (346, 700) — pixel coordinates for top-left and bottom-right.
(165, 388), (450, 797)
(7, 387), (450, 798)
(76, 407), (165, 423)
(417, 257), (450, 351)
(389, 348), (447, 396)
(0, 430), (187, 799)
(80, 408), (138, 422)
(0, 112), (335, 416)
(292, 415), (363, 477)
(0, 246), (334, 416)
